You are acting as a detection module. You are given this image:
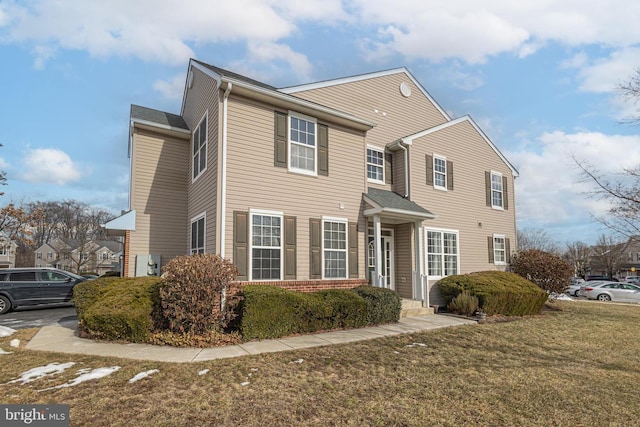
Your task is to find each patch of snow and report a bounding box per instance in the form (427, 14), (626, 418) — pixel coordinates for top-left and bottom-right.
(129, 369), (159, 383)
(392, 351), (400, 354)
(198, 369), (209, 376)
(240, 381), (250, 386)
(250, 368), (258, 372)
(551, 293), (574, 301)
(38, 366), (120, 392)
(9, 339), (20, 347)
(0, 326), (16, 337)
(290, 359), (304, 364)
(405, 342), (427, 348)
(6, 362), (76, 385)
(0, 348), (13, 355)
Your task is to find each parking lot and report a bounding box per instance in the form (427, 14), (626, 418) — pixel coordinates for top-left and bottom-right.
(0, 305), (76, 329)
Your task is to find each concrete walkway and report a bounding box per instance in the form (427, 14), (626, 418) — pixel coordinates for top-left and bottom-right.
(25, 315), (477, 363)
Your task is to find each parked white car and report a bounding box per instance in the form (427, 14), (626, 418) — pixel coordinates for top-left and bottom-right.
(583, 281), (640, 302)
(566, 278), (585, 297)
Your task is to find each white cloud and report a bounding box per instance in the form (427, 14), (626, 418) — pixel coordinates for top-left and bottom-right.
(0, 157), (7, 169)
(576, 48), (640, 94)
(509, 130), (640, 230)
(19, 148), (86, 185)
(153, 73), (186, 100)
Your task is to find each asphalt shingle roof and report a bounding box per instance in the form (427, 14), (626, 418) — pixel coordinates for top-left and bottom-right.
(130, 105), (189, 130)
(365, 188), (434, 216)
(192, 59), (277, 91)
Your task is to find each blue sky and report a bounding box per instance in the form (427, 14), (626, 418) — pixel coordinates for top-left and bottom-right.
(1, 0), (639, 246)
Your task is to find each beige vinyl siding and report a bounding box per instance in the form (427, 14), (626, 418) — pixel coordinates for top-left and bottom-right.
(290, 73), (448, 158)
(395, 223), (413, 299)
(128, 128), (189, 276)
(409, 119), (516, 304)
(182, 67), (220, 254)
(224, 94), (367, 279)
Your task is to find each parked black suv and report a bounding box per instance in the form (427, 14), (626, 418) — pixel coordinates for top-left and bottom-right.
(0, 268), (87, 314)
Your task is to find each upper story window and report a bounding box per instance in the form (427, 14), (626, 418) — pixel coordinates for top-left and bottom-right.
(426, 228), (459, 278)
(367, 147), (384, 183)
(47, 252), (52, 259)
(191, 214), (205, 254)
(323, 219), (347, 279)
(37, 252), (42, 259)
(289, 114), (317, 175)
(434, 156), (447, 189)
(491, 172), (503, 209)
(101, 252), (110, 261)
(192, 113), (208, 180)
(0, 246), (6, 256)
(250, 211), (283, 280)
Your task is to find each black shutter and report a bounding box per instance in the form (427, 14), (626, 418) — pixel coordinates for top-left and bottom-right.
(348, 222), (358, 278)
(487, 236), (494, 263)
(385, 153), (393, 184)
(309, 218), (322, 279)
(446, 160), (454, 191)
(485, 171), (492, 207)
(318, 124), (328, 176)
(274, 112), (287, 168)
(426, 155), (433, 185)
(284, 216), (297, 280)
(502, 176), (509, 210)
(505, 238), (511, 264)
(233, 211), (249, 280)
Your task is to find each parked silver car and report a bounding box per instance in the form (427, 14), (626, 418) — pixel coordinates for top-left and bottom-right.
(567, 277), (585, 297)
(583, 281), (640, 302)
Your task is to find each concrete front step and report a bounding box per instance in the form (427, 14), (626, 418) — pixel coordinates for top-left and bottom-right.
(400, 299), (434, 317)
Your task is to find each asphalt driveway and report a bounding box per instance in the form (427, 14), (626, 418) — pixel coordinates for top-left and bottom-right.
(0, 305), (77, 329)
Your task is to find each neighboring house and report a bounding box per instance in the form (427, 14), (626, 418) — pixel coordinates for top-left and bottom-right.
(0, 231), (18, 268)
(105, 59), (518, 307)
(34, 238), (122, 275)
(612, 236), (640, 279)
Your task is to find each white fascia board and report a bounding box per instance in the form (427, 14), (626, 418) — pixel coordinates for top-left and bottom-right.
(102, 210), (136, 231)
(130, 118), (191, 135)
(280, 67), (451, 122)
(404, 115), (520, 177)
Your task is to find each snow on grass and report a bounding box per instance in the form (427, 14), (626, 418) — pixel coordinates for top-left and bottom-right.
(198, 369), (209, 376)
(0, 348), (13, 355)
(38, 366), (120, 392)
(0, 326), (16, 337)
(5, 362), (76, 385)
(128, 369), (159, 383)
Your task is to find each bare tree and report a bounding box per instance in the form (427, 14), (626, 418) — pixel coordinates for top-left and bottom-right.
(589, 234), (626, 278)
(563, 241), (591, 277)
(517, 228), (559, 253)
(618, 68), (640, 124)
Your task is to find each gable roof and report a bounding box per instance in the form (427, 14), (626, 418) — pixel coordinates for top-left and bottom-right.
(279, 67), (451, 122)
(191, 60), (277, 91)
(400, 115), (519, 177)
(363, 188), (435, 220)
(130, 105), (189, 131)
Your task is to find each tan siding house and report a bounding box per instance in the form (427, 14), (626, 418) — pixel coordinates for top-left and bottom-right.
(106, 60), (518, 309)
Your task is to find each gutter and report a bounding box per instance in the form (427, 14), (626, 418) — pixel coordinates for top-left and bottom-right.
(386, 139), (412, 198)
(220, 83), (232, 258)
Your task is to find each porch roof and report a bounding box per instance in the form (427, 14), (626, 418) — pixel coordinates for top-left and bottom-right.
(363, 188), (436, 222)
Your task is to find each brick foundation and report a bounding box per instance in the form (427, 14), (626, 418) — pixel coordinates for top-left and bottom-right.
(233, 278), (370, 292)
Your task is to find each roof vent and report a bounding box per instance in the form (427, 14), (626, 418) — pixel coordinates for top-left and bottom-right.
(399, 82), (411, 97)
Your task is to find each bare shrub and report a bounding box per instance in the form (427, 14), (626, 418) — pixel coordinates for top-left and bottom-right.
(511, 249), (573, 295)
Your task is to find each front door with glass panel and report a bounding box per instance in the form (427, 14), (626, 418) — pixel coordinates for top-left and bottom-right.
(368, 229), (395, 290)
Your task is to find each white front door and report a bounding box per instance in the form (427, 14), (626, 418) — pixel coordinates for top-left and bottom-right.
(368, 228), (395, 290)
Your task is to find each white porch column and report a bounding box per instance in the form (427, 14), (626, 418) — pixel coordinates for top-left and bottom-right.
(373, 215), (382, 287)
(414, 220), (427, 306)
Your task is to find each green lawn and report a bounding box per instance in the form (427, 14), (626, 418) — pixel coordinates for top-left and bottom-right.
(1, 301), (639, 426)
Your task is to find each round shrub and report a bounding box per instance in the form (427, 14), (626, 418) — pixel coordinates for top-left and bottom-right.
(447, 290), (479, 316)
(511, 249), (573, 295)
(352, 285), (401, 325)
(438, 271), (548, 316)
(159, 254), (241, 335)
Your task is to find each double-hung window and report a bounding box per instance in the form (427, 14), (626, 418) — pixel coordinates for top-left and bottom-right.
(251, 212), (282, 280)
(434, 156), (447, 189)
(289, 114), (316, 175)
(426, 228), (459, 277)
(323, 219), (347, 278)
(493, 235), (506, 264)
(367, 147), (384, 183)
(491, 171), (503, 209)
(192, 113), (207, 180)
(0, 246), (6, 256)
(190, 214), (205, 254)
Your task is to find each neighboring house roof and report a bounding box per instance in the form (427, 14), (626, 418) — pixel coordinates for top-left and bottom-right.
(131, 105), (189, 131)
(279, 67), (451, 122)
(363, 188), (436, 220)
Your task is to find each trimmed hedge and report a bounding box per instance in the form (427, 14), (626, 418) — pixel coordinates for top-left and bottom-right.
(437, 271), (548, 316)
(352, 285), (401, 325)
(238, 286), (370, 340)
(73, 276), (163, 343)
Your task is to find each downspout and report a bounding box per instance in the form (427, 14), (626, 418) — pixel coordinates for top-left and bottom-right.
(398, 139), (409, 198)
(220, 82), (232, 258)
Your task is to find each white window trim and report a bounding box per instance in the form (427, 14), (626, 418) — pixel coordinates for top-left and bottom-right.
(425, 227), (460, 279)
(322, 216), (349, 280)
(190, 212), (206, 254)
(192, 111), (208, 182)
(433, 154), (447, 191)
(288, 111), (318, 177)
(490, 170), (504, 210)
(249, 209), (284, 281)
(493, 234), (506, 265)
(366, 145), (385, 184)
